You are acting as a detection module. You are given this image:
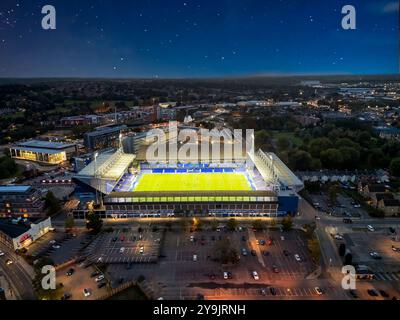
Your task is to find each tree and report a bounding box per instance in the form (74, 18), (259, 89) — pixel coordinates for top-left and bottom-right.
(0, 156), (18, 179)
(210, 219), (218, 231)
(320, 148), (343, 169)
(277, 136), (290, 151)
(389, 158), (400, 177)
(64, 215), (75, 231)
(328, 184), (339, 204)
(302, 223), (316, 239)
(339, 147), (360, 168)
(307, 238), (321, 263)
(339, 243), (346, 257)
(226, 218), (238, 231)
(45, 191), (61, 216)
(86, 212), (103, 234)
(288, 150), (313, 171)
(344, 252), (353, 265)
(212, 237), (239, 264)
(252, 219), (266, 231)
(281, 216), (293, 231)
(309, 138), (333, 158)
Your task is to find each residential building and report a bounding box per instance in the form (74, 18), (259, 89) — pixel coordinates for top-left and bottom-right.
(0, 186), (45, 218)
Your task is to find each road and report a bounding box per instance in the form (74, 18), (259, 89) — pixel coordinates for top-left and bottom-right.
(0, 243), (36, 300)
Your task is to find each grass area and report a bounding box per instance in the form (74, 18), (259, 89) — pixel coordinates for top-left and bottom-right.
(107, 286), (147, 300)
(271, 131), (303, 147)
(133, 172), (252, 192)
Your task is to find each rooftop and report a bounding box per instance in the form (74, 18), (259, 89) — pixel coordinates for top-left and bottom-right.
(0, 219), (29, 238)
(15, 140), (76, 150)
(0, 185), (31, 193)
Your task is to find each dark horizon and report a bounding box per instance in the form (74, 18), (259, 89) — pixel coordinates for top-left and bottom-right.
(0, 0), (398, 78)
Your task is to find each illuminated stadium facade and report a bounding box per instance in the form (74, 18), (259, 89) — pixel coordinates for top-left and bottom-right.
(73, 146), (304, 219)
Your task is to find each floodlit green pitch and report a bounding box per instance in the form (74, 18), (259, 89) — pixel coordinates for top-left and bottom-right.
(133, 173), (252, 192)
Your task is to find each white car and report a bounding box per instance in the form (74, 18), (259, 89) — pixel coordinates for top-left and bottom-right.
(0, 251), (4, 257)
(119, 247), (125, 254)
(334, 234), (343, 240)
(252, 271), (259, 280)
(280, 236), (285, 241)
(52, 244), (61, 249)
(190, 235), (194, 242)
(6, 259), (13, 265)
(49, 240), (56, 245)
(367, 225), (375, 232)
(294, 254), (301, 262)
(315, 287), (323, 295)
(193, 255), (197, 262)
(139, 246), (144, 254)
(223, 272), (228, 280)
(95, 275), (105, 282)
(353, 204), (361, 208)
(83, 288), (91, 297)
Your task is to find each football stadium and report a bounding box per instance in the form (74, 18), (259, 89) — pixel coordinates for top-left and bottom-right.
(73, 147), (304, 219)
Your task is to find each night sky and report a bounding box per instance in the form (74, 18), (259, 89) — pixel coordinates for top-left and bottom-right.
(0, 0), (398, 78)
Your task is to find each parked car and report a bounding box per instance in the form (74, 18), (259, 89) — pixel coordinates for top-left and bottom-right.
(97, 282), (107, 289)
(223, 272), (228, 280)
(242, 248), (248, 256)
(349, 290), (358, 299)
(95, 275), (105, 282)
(369, 252), (382, 260)
(83, 288), (91, 297)
(294, 254), (301, 262)
(0, 251), (4, 257)
(193, 254), (197, 262)
(252, 271), (259, 280)
(90, 271), (101, 278)
(272, 265), (279, 273)
(367, 289), (379, 297)
(66, 268), (75, 276)
(119, 247), (125, 254)
(379, 290), (389, 298)
(283, 250), (290, 257)
(61, 293), (72, 300)
(367, 225), (375, 232)
(251, 250), (256, 256)
(315, 287), (323, 295)
(262, 251), (270, 256)
(270, 287), (276, 295)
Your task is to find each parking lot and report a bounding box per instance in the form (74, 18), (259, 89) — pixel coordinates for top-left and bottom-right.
(57, 263), (109, 300)
(104, 227), (322, 299)
(84, 228), (162, 264)
(26, 230), (94, 265)
(342, 228), (400, 278)
(310, 193), (365, 218)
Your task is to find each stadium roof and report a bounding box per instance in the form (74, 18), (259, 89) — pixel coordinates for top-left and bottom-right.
(108, 190), (277, 198)
(85, 125), (127, 138)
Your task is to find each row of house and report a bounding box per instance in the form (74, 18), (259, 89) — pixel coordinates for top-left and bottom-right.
(358, 182), (400, 217)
